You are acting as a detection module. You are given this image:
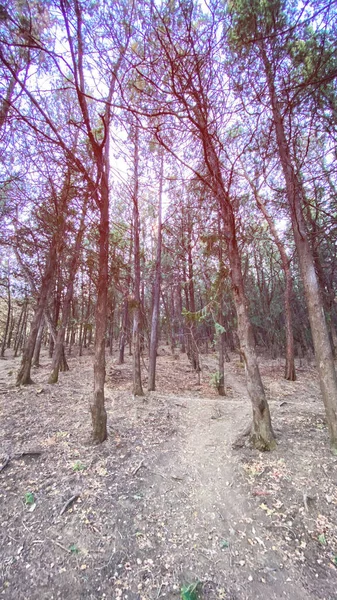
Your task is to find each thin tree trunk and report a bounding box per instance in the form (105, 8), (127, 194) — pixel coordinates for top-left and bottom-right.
(132, 125), (144, 396)
(14, 300), (27, 357)
(186, 218), (200, 373)
(148, 150), (163, 391)
(217, 309), (226, 396)
(217, 220), (226, 396)
(49, 269), (62, 358)
(7, 313), (15, 349)
(16, 240), (58, 385)
(32, 321), (44, 367)
(49, 198), (88, 383)
(118, 243), (132, 365)
(90, 174), (109, 442)
(177, 282), (186, 353)
(118, 297), (129, 365)
(1, 267), (11, 358)
(247, 180), (296, 381)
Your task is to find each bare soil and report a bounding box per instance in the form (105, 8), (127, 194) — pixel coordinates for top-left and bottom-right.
(1, 346), (337, 599)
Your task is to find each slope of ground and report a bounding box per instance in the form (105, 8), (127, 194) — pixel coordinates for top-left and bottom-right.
(0, 347), (337, 599)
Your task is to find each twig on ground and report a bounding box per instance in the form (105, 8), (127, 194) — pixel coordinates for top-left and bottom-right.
(132, 459), (145, 475)
(50, 539), (71, 553)
(0, 454), (10, 473)
(59, 493), (80, 516)
(0, 450), (43, 473)
(303, 491), (309, 512)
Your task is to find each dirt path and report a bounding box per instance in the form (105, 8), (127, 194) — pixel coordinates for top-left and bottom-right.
(1, 349), (337, 599)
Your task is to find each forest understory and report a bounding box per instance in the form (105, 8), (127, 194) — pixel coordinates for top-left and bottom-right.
(1, 347), (337, 600)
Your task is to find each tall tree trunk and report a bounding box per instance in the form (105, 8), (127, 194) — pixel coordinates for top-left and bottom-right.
(196, 110), (275, 450)
(32, 321), (44, 367)
(119, 243), (132, 365)
(177, 282), (186, 353)
(1, 266), (11, 358)
(90, 173), (109, 442)
(16, 240), (58, 385)
(148, 150), (163, 391)
(217, 218), (226, 396)
(7, 313), (15, 349)
(261, 46), (337, 452)
(118, 297), (129, 365)
(49, 199), (88, 383)
(14, 300), (27, 357)
(49, 267), (62, 358)
(217, 302), (226, 396)
(132, 125), (144, 396)
(186, 219), (200, 373)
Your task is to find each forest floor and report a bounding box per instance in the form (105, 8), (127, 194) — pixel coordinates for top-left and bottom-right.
(1, 346), (337, 600)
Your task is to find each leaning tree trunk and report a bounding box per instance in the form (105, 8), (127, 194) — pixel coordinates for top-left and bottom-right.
(229, 240), (275, 450)
(262, 45), (337, 452)
(198, 112), (275, 450)
(148, 150), (163, 391)
(14, 300), (27, 357)
(16, 241), (57, 385)
(32, 321), (44, 367)
(132, 125), (144, 397)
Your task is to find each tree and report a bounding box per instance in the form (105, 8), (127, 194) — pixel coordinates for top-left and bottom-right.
(1, 0), (133, 441)
(136, 1), (275, 449)
(131, 123), (144, 396)
(228, 0), (337, 452)
(148, 147), (164, 391)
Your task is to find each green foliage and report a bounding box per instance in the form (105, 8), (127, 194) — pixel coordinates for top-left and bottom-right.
(72, 461), (86, 472)
(69, 544), (80, 554)
(24, 492), (35, 506)
(318, 533), (327, 546)
(210, 371), (221, 388)
(182, 307), (206, 323)
(214, 322), (225, 335)
(180, 581), (200, 600)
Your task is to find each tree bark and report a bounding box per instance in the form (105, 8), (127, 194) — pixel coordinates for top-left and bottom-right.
(217, 218), (226, 396)
(49, 199), (88, 384)
(1, 266), (11, 358)
(132, 125), (144, 396)
(32, 321), (44, 367)
(14, 300), (27, 357)
(148, 150), (163, 391)
(90, 174), (108, 442)
(16, 240), (58, 385)
(118, 297), (129, 365)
